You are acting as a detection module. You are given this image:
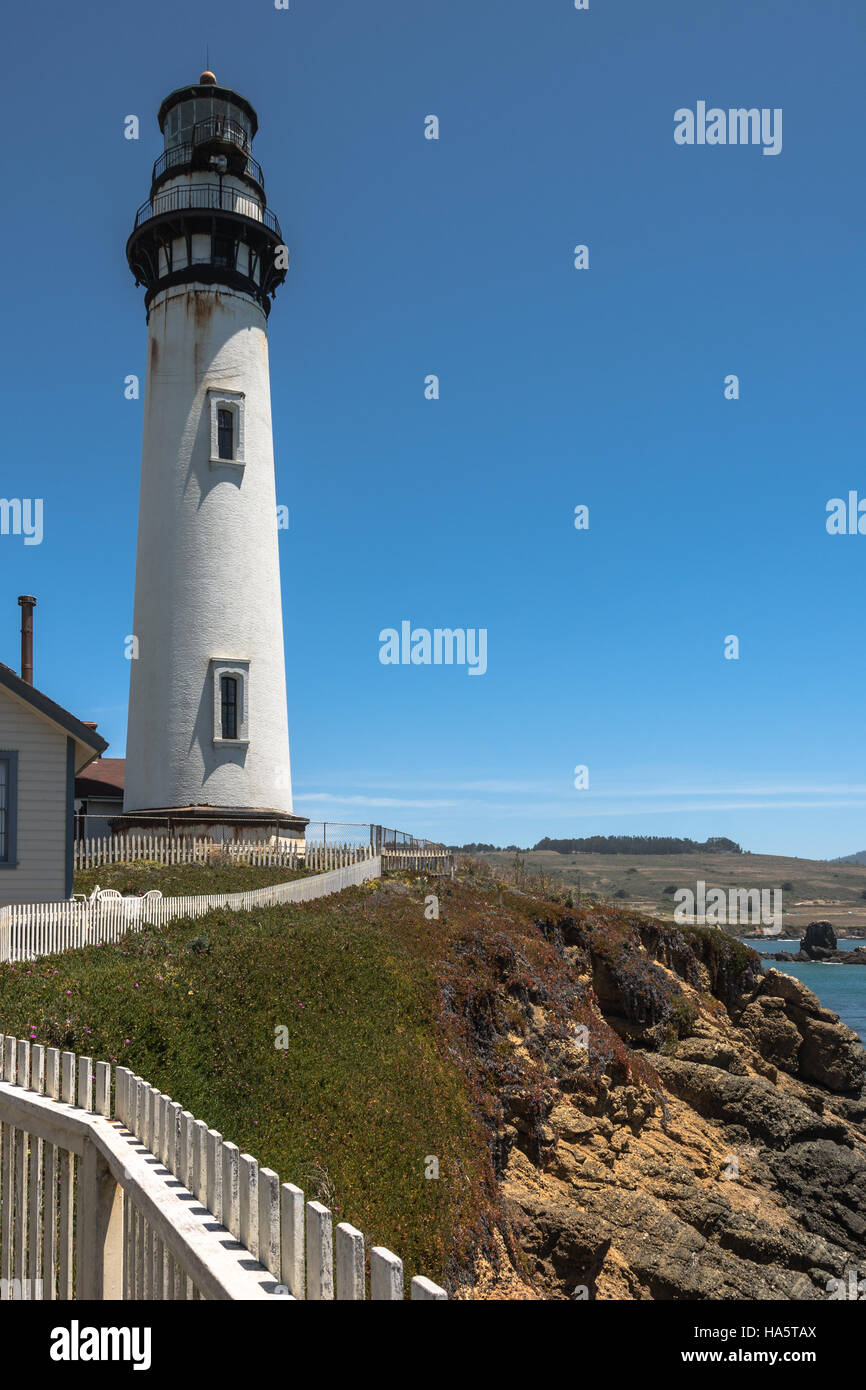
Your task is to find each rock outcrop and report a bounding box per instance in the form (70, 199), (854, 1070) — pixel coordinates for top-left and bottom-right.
(751, 971), (866, 1092)
(442, 879), (866, 1301)
(770, 919), (866, 965)
(803, 920), (837, 956)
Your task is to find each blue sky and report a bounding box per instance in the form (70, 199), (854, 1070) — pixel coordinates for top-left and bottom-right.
(1, 0), (864, 857)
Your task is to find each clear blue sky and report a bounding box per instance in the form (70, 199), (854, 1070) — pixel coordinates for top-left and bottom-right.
(1, 0), (864, 857)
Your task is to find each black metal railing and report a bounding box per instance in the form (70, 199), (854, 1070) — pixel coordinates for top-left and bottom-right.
(279, 821), (445, 850)
(133, 183), (282, 238)
(152, 141), (265, 189)
(193, 115), (251, 152)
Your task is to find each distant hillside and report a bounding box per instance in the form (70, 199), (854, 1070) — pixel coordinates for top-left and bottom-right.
(451, 835), (743, 856)
(469, 846), (866, 933)
(831, 850), (866, 866)
(533, 835), (743, 856)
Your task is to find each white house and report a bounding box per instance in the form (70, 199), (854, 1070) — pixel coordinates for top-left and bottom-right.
(0, 645), (108, 905)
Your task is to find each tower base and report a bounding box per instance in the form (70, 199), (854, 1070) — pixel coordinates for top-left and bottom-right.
(110, 805), (309, 848)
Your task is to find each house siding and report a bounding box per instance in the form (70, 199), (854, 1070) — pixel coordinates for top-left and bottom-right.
(0, 689), (70, 904)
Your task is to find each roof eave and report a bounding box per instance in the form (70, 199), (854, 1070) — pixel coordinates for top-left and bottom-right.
(0, 664), (110, 758)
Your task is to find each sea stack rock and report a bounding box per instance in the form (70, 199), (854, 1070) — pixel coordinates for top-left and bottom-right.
(801, 920), (837, 959)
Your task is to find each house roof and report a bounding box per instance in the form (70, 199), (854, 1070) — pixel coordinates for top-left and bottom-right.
(75, 758), (125, 799)
(0, 662), (109, 757)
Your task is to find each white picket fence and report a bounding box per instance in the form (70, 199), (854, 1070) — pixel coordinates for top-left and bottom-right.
(73, 834), (371, 873)
(0, 1032), (446, 1300)
(0, 857), (381, 965)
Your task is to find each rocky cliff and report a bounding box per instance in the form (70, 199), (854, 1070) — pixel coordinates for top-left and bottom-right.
(441, 873), (866, 1300)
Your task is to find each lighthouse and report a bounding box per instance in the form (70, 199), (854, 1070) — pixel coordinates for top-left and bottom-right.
(123, 72), (306, 843)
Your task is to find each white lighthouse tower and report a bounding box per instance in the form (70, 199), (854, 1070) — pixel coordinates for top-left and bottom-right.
(123, 71), (306, 843)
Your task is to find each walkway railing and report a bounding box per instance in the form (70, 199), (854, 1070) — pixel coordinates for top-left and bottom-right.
(0, 1033), (446, 1301)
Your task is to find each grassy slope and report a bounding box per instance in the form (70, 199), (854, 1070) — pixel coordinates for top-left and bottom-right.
(0, 863), (773, 1292)
(0, 874), (494, 1286)
(73, 861), (309, 898)
(480, 849), (866, 932)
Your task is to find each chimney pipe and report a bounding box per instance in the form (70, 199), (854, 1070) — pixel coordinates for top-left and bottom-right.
(18, 595), (36, 685)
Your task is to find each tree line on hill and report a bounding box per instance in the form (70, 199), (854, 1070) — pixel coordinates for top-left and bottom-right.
(534, 835), (743, 855)
(451, 835), (743, 855)
(451, 842), (528, 854)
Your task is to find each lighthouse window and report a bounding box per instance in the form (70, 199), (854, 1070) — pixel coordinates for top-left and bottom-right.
(220, 677), (238, 740)
(208, 389), (245, 469)
(217, 408), (234, 460)
(213, 235), (235, 270)
(212, 660), (249, 747)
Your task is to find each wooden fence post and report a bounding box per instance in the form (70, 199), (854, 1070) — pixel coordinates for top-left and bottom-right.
(239, 1153), (259, 1260)
(305, 1200), (333, 1300)
(280, 1182), (305, 1299)
(221, 1142), (240, 1241)
(370, 1246), (403, 1300)
(336, 1222), (365, 1300)
(257, 1168), (281, 1278)
(411, 1275), (448, 1300)
(77, 1138), (124, 1300)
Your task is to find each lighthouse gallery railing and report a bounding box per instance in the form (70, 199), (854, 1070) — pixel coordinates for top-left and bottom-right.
(133, 183), (281, 237)
(152, 143), (265, 190)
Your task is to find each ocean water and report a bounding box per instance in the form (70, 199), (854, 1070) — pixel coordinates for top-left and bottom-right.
(741, 938), (866, 1046)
